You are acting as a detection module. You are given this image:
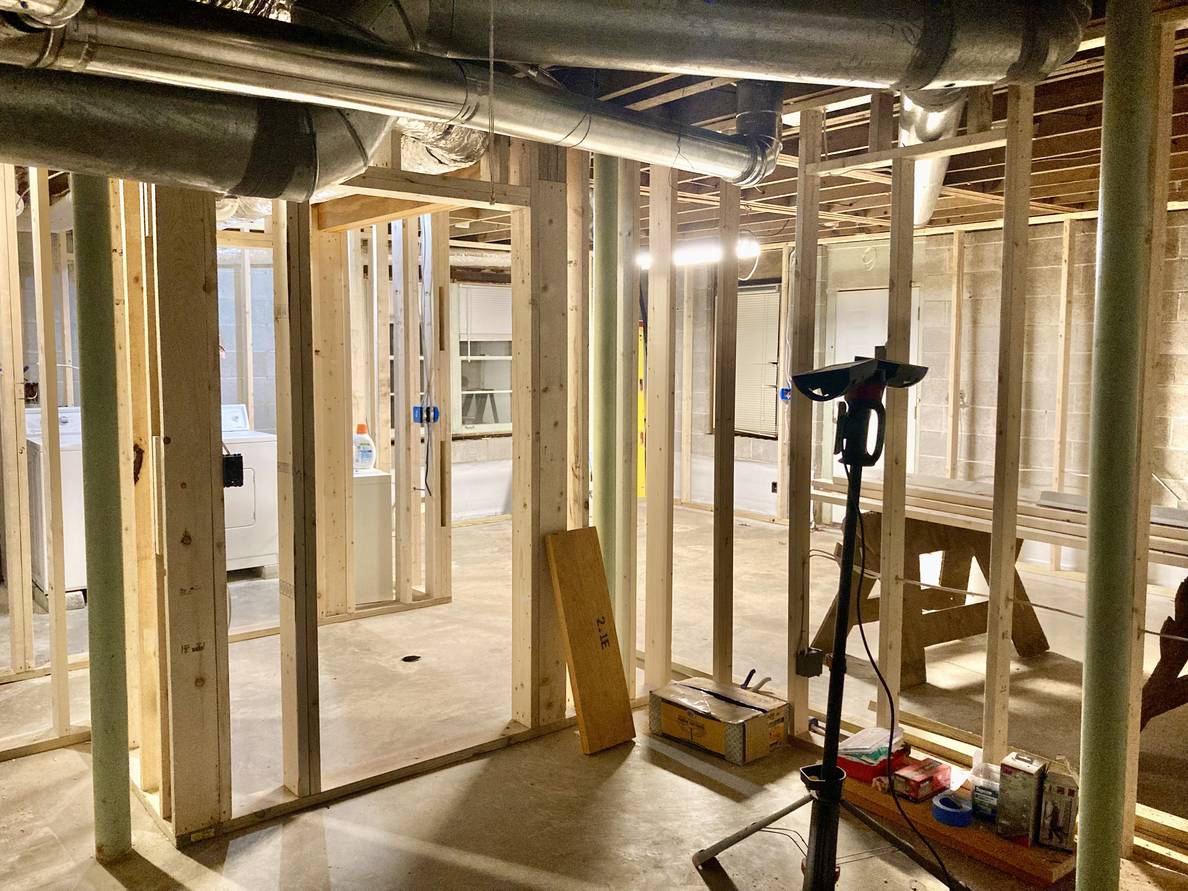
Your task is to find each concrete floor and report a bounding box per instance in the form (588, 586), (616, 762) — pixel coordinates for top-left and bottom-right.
(2, 505), (1187, 880)
(2, 711), (1185, 891)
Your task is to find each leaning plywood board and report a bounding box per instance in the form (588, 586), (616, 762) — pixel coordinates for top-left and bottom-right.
(545, 527), (636, 754)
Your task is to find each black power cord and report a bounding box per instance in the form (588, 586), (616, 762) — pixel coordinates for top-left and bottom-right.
(844, 463), (956, 889)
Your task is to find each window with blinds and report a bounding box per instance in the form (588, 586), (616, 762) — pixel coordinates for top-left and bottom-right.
(733, 283), (781, 437)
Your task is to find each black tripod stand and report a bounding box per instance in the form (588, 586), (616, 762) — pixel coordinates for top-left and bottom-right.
(692, 356), (967, 891)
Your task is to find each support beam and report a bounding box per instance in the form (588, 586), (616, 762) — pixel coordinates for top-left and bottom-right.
(981, 85), (1035, 764)
(420, 212), (452, 599)
(615, 159), (641, 696)
(0, 165), (32, 673)
(311, 230), (352, 618)
(712, 180), (740, 685)
(394, 220), (420, 601)
(566, 150), (591, 529)
(787, 110), (823, 736)
(29, 169), (69, 736)
(946, 231), (965, 479)
(277, 202), (321, 797)
(1049, 219), (1076, 570)
(680, 270), (694, 504)
(804, 129), (1007, 177)
(644, 165), (677, 693)
(875, 157), (915, 729)
(591, 156), (618, 584)
(152, 185), (231, 837)
(868, 92), (896, 152)
(316, 194), (454, 232)
(1121, 20), (1175, 858)
(371, 223), (394, 474)
(510, 143), (568, 726)
(73, 174), (132, 860)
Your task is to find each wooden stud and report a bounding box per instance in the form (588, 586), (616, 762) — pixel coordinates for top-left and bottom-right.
(875, 158), (916, 729)
(56, 235), (76, 406)
(981, 85), (1035, 764)
(566, 149), (591, 529)
(347, 229), (372, 442)
(341, 167), (530, 212)
(420, 212), (452, 600)
(393, 220), (419, 602)
(108, 181), (141, 751)
(29, 168), (69, 735)
(615, 160), (641, 695)
(680, 270), (695, 503)
(510, 142), (568, 726)
(775, 244), (793, 519)
(0, 164), (33, 673)
(644, 165), (678, 693)
(787, 109), (824, 736)
(277, 202), (322, 798)
(238, 245), (255, 424)
(152, 186), (231, 835)
(1122, 21), (1175, 855)
(805, 129), (1008, 177)
(371, 224), (394, 474)
(946, 230), (965, 479)
(712, 180), (740, 685)
(869, 92), (897, 152)
(1049, 220), (1075, 570)
(118, 181), (165, 792)
(311, 229), (352, 618)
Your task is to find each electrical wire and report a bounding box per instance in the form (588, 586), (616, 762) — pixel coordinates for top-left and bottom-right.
(845, 462), (956, 889)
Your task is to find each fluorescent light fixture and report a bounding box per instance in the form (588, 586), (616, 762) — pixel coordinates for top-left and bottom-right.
(637, 234), (761, 270)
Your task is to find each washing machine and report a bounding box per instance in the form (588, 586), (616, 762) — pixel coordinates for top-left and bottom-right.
(26, 403), (278, 593)
(221, 404), (279, 571)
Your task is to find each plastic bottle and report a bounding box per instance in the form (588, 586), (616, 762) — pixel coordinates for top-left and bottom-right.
(353, 423), (376, 471)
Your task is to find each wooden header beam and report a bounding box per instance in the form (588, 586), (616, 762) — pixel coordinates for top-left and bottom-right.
(339, 167), (531, 212)
(804, 129), (1008, 177)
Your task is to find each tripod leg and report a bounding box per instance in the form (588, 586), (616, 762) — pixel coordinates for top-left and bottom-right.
(838, 799), (969, 891)
(692, 794), (814, 867)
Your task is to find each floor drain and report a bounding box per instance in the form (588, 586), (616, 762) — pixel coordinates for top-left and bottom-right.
(401, 654), (421, 663)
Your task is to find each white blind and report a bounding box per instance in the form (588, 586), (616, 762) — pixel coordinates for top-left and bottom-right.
(734, 284), (780, 436)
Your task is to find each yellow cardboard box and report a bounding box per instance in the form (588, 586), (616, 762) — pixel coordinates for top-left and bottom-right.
(648, 677), (787, 764)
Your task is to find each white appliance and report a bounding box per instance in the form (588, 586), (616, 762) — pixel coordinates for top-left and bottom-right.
(27, 406), (87, 592)
(26, 404), (278, 593)
(352, 468), (394, 604)
(221, 404), (279, 572)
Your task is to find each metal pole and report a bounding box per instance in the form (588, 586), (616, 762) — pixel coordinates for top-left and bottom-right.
(591, 155), (618, 584)
(72, 174), (132, 861)
(1077, 2), (1153, 888)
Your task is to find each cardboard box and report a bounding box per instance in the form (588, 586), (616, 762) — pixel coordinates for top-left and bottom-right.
(891, 758), (951, 802)
(997, 751), (1046, 845)
(648, 677), (786, 765)
(1038, 762), (1078, 851)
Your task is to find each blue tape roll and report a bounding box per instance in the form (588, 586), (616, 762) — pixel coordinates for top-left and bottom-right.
(931, 792), (974, 828)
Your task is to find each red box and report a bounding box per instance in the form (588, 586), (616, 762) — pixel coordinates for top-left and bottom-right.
(839, 748), (910, 784)
(892, 758), (952, 802)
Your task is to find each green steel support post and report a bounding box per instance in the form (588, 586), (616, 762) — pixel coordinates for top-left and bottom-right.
(1077, 3), (1154, 888)
(592, 155), (618, 584)
(72, 174), (132, 862)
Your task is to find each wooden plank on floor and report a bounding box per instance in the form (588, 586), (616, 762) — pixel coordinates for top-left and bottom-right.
(875, 157), (915, 729)
(152, 186), (231, 835)
(566, 149), (591, 529)
(29, 168), (70, 735)
(311, 228), (352, 618)
(787, 110), (823, 737)
(510, 143), (568, 727)
(1123, 21), (1176, 856)
(946, 230), (965, 479)
(644, 165), (677, 694)
(545, 527), (635, 754)
(277, 202), (322, 798)
(615, 159), (641, 697)
(0, 164), (33, 673)
(981, 85), (1035, 764)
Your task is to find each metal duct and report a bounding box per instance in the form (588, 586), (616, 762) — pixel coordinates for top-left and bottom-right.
(0, 0), (778, 185)
(0, 65), (388, 200)
(394, 117), (487, 174)
(414, 0), (1091, 89)
(900, 90), (967, 226)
